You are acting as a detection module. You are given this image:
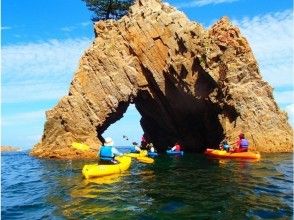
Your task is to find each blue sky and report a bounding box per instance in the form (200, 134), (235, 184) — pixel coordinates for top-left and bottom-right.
(1, 0), (293, 149)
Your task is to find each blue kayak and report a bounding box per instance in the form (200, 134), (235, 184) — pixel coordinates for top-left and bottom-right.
(148, 152), (158, 157)
(166, 150), (184, 156)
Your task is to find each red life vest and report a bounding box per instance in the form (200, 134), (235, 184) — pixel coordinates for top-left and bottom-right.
(175, 144), (181, 151)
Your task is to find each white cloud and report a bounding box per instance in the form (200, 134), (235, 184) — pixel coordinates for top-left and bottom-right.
(61, 26), (76, 32)
(2, 110), (46, 126)
(1, 26), (12, 30)
(2, 82), (68, 103)
(2, 38), (92, 103)
(2, 38), (91, 82)
(233, 10), (294, 89)
(175, 0), (237, 8)
(61, 22), (92, 32)
(80, 22), (92, 27)
(285, 104), (294, 127)
(273, 90), (294, 106)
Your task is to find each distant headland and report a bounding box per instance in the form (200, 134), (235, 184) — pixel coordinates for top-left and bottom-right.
(1, 146), (22, 152)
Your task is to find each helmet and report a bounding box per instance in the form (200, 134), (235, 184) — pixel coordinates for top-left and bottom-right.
(239, 133), (244, 139)
(104, 137), (114, 146)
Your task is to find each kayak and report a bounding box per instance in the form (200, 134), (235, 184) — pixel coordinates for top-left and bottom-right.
(124, 150), (147, 158)
(166, 150), (184, 156)
(82, 156), (131, 179)
(204, 148), (261, 160)
(148, 152), (158, 157)
(137, 156), (154, 164)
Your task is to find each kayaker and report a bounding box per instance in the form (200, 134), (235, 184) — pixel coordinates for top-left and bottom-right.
(141, 134), (148, 149)
(99, 137), (123, 164)
(234, 133), (249, 152)
(148, 143), (156, 153)
(219, 137), (231, 152)
(131, 142), (141, 153)
(171, 142), (181, 152)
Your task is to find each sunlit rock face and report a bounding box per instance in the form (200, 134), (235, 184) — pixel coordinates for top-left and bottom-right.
(31, 0), (293, 159)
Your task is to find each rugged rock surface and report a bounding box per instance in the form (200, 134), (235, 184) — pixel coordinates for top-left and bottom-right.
(31, 0), (293, 159)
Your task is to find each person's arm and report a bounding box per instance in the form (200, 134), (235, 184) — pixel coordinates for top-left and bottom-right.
(171, 146), (176, 151)
(112, 147), (123, 156)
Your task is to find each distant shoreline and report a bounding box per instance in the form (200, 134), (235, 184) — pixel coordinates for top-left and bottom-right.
(1, 146), (22, 152)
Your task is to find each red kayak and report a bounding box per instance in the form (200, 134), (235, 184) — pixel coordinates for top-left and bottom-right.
(205, 148), (261, 160)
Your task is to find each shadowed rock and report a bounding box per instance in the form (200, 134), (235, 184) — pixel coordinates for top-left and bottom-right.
(31, 0), (293, 159)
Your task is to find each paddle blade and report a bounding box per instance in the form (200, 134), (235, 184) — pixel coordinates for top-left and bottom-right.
(137, 156), (154, 164)
(71, 142), (90, 151)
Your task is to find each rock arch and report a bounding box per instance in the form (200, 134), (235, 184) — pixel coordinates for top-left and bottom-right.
(31, 0), (293, 159)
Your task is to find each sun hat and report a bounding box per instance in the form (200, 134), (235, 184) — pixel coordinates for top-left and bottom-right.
(104, 137), (114, 146)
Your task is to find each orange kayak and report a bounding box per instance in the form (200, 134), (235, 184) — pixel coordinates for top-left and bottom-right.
(204, 148), (261, 160)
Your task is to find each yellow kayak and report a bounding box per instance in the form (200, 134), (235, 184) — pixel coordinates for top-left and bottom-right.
(82, 156), (131, 179)
(124, 150), (147, 158)
(137, 156), (154, 164)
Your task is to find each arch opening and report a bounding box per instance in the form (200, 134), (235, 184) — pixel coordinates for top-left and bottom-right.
(131, 59), (228, 152)
(98, 103), (143, 147)
(94, 60), (238, 153)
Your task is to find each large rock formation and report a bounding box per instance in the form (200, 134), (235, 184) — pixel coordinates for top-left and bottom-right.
(31, 0), (293, 159)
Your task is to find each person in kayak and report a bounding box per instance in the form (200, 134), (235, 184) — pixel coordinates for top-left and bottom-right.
(234, 133), (249, 152)
(219, 137), (231, 152)
(99, 137), (123, 164)
(131, 142), (141, 153)
(171, 142), (181, 152)
(148, 143), (156, 153)
(141, 134), (148, 149)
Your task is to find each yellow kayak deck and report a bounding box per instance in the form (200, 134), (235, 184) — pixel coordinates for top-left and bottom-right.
(82, 156), (131, 179)
(124, 150), (147, 158)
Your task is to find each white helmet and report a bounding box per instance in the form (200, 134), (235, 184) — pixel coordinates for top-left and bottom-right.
(104, 137), (114, 146)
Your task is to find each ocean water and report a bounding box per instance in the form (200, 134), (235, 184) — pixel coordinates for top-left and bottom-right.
(1, 149), (293, 219)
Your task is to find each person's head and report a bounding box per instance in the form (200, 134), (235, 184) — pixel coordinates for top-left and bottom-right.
(104, 137), (114, 146)
(239, 133), (244, 139)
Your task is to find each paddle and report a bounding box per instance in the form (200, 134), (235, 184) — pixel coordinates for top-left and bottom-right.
(123, 150), (154, 164)
(137, 156), (154, 164)
(122, 136), (154, 164)
(71, 142), (90, 151)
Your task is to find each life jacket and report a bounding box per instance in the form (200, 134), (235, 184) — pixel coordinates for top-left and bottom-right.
(175, 144), (181, 151)
(223, 144), (230, 149)
(240, 139), (249, 148)
(100, 146), (113, 161)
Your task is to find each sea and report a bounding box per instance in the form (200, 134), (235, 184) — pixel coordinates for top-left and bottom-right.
(1, 148), (293, 219)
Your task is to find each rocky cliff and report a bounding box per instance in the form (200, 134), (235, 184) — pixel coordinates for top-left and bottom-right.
(31, 0), (293, 159)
